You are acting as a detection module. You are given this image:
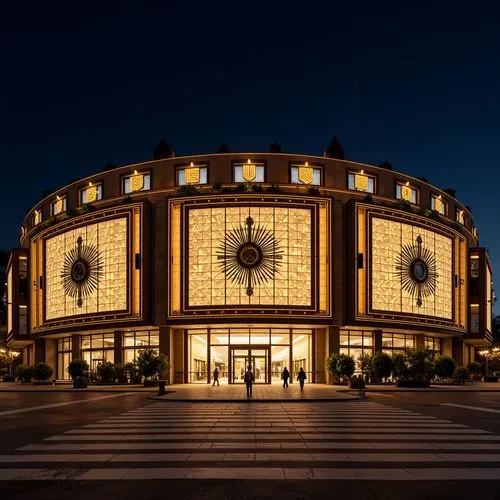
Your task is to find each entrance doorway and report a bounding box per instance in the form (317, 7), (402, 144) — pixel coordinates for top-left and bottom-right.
(230, 347), (269, 383)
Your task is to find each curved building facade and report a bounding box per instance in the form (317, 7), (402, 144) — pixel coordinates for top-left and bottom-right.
(6, 149), (494, 383)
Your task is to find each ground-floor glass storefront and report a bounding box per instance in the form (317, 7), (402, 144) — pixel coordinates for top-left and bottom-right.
(187, 328), (313, 384)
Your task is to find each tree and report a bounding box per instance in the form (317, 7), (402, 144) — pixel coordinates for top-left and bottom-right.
(68, 359), (89, 379)
(137, 348), (169, 380)
(372, 352), (393, 382)
(434, 356), (456, 379)
(16, 364), (33, 383)
(454, 367), (469, 385)
(33, 362), (53, 381)
(467, 361), (483, 377)
(391, 352), (407, 380)
(405, 348), (435, 381)
(97, 362), (116, 383)
(337, 355), (355, 380)
(357, 353), (373, 382)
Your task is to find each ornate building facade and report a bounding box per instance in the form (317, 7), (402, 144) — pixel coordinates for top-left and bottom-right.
(6, 147), (493, 383)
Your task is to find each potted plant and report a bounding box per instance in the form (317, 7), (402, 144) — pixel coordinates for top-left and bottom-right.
(137, 349), (169, 386)
(96, 361), (116, 384)
(467, 361), (483, 381)
(395, 348), (434, 388)
(454, 366), (469, 385)
(16, 364), (34, 384)
(434, 355), (456, 383)
(32, 362), (53, 384)
(68, 359), (89, 389)
(372, 352), (393, 383)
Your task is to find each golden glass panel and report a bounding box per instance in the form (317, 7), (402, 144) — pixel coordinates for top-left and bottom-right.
(86, 185), (98, 203)
(44, 218), (128, 320)
(401, 185), (413, 202)
(55, 198), (64, 213)
(370, 217), (453, 319)
(34, 210), (42, 225)
(130, 174), (144, 192)
(187, 206), (312, 307)
(184, 167), (200, 184)
(354, 174), (369, 191)
(243, 163), (256, 182)
(357, 208), (367, 315)
(434, 197), (444, 214)
(170, 204), (181, 313)
(298, 166), (313, 184)
(132, 209), (141, 316)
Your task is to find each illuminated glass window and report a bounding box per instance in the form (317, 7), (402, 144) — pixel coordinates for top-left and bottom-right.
(234, 162), (265, 183)
(348, 172), (375, 193)
(57, 337), (72, 380)
(81, 333), (115, 373)
(396, 183), (418, 204)
(33, 209), (43, 225)
(18, 305), (27, 334)
(382, 333), (415, 350)
(123, 172), (151, 193)
(339, 330), (374, 372)
(290, 165), (321, 185)
(431, 194), (447, 215)
(80, 183), (102, 204)
(123, 330), (160, 364)
(456, 208), (466, 225)
(470, 304), (479, 334)
(424, 336), (442, 354)
(50, 196), (67, 216)
(177, 165), (208, 186)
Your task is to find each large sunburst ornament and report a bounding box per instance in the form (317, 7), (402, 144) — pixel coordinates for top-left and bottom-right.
(216, 216), (283, 296)
(60, 236), (103, 307)
(394, 235), (438, 307)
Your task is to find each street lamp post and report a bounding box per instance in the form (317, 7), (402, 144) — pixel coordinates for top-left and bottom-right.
(479, 347), (500, 379)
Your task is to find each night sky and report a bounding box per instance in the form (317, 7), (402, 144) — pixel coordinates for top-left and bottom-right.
(1, 1), (498, 312)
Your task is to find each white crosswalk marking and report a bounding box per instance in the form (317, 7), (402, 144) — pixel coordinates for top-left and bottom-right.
(1, 401), (500, 481)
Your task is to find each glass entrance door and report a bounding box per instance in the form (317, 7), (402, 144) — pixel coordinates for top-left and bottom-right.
(230, 347), (270, 383)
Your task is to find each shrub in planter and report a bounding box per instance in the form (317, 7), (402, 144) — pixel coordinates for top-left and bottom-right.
(391, 352), (407, 380)
(372, 352), (393, 383)
(137, 349), (169, 382)
(115, 364), (129, 384)
(434, 356), (456, 380)
(357, 353), (374, 383)
(96, 362), (116, 384)
(405, 348), (435, 382)
(32, 362), (53, 382)
(16, 364), (34, 384)
(68, 359), (89, 379)
(326, 353), (354, 383)
(349, 375), (365, 390)
(454, 367), (469, 385)
(467, 362), (483, 379)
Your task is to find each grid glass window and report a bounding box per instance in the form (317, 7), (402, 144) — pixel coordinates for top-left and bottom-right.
(81, 334), (115, 374)
(177, 166), (208, 186)
(290, 166), (321, 186)
(470, 304), (480, 333)
(339, 331), (374, 373)
(431, 195), (447, 215)
(424, 336), (442, 354)
(348, 172), (375, 193)
(123, 330), (160, 364)
(381, 333), (416, 350)
(234, 163), (265, 183)
(50, 196), (67, 216)
(123, 173), (151, 193)
(18, 305), (27, 334)
(80, 183), (102, 204)
(396, 183), (418, 204)
(57, 337), (72, 380)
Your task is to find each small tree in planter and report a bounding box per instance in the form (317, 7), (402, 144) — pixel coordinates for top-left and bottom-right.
(137, 349), (169, 386)
(32, 362), (53, 384)
(337, 355), (355, 382)
(434, 356), (456, 381)
(467, 361), (483, 381)
(372, 352), (393, 383)
(326, 353), (341, 383)
(68, 359), (89, 388)
(396, 348), (435, 387)
(96, 362), (116, 384)
(392, 352), (407, 380)
(357, 353), (374, 383)
(16, 364), (34, 384)
(454, 366), (469, 385)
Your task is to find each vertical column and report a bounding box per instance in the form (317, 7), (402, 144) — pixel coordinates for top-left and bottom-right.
(207, 330), (211, 384)
(315, 328), (326, 383)
(442, 337), (453, 357)
(34, 338), (46, 364)
(114, 331), (123, 365)
(159, 326), (172, 384)
(289, 329), (293, 383)
(172, 329), (185, 384)
(416, 335), (425, 350)
(452, 338), (464, 366)
(374, 330), (383, 353)
(45, 338), (57, 376)
(72, 334), (81, 361)
(327, 326), (340, 384)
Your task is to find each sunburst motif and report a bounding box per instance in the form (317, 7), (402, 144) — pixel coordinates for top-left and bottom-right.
(216, 216), (283, 296)
(394, 235), (438, 307)
(60, 236), (103, 307)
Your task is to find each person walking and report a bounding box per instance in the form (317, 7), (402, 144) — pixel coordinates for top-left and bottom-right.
(244, 365), (255, 398)
(281, 367), (290, 388)
(212, 367), (219, 387)
(297, 367), (307, 391)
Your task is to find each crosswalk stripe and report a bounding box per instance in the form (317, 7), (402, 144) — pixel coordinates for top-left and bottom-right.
(3, 400), (500, 481)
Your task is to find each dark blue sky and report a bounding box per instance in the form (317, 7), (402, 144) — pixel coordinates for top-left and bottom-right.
(1, 1), (498, 311)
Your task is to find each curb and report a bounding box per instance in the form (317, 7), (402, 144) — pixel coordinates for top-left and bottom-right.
(147, 395), (365, 403)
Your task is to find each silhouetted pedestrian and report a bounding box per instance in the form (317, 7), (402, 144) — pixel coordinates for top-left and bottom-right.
(244, 365), (255, 397)
(212, 367), (219, 387)
(297, 367), (307, 391)
(281, 367), (290, 388)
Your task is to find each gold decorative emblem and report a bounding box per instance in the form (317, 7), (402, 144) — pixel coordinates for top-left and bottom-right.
(243, 161), (256, 182)
(298, 166), (313, 184)
(55, 198), (64, 214)
(354, 174), (369, 191)
(130, 174), (144, 192)
(434, 197), (444, 214)
(184, 167), (200, 184)
(401, 185), (413, 202)
(86, 185), (98, 203)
